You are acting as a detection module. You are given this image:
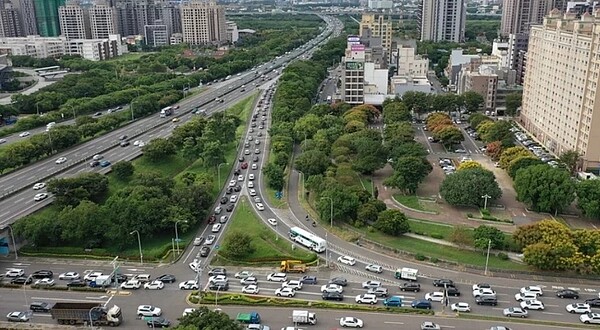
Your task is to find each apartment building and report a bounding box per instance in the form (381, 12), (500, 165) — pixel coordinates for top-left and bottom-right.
(34, 0), (66, 37)
(341, 41), (366, 105)
(0, 1), (22, 37)
(457, 64), (498, 110)
(359, 14), (392, 55)
(181, 0), (226, 45)
(144, 23), (168, 46)
(397, 45), (428, 77)
(13, 0), (37, 35)
(419, 0), (466, 42)
(0, 34), (125, 60)
(520, 10), (600, 170)
(89, 2), (118, 39)
(58, 2), (88, 40)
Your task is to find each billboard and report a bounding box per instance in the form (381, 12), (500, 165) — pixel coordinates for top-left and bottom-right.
(347, 35), (360, 42)
(351, 44), (365, 51)
(345, 61), (364, 71)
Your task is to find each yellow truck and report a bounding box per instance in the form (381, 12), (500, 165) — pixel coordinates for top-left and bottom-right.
(280, 260), (306, 273)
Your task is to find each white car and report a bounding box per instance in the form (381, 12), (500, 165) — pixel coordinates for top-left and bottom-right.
(580, 312), (600, 324)
(58, 272), (80, 280)
(138, 141), (145, 147)
(5, 269), (24, 277)
(520, 299), (544, 310)
(249, 189), (257, 196)
(84, 271), (103, 281)
(249, 174), (255, 180)
(211, 224), (222, 233)
(521, 286), (543, 296)
(33, 182), (46, 190)
(355, 294), (378, 304)
(421, 321), (441, 330)
(144, 280), (164, 290)
(137, 305), (162, 317)
(566, 303), (591, 314)
(339, 317), (363, 328)
(267, 218), (277, 226)
(121, 280), (141, 289)
(234, 271), (254, 279)
(189, 259), (201, 272)
(34, 278), (55, 287)
(238, 175), (244, 181)
(337, 256), (356, 266)
(514, 291), (538, 301)
(209, 275), (228, 283)
(275, 287), (296, 297)
(472, 283), (492, 291)
(266, 273), (287, 282)
(179, 280), (199, 290)
(241, 276), (258, 285)
(229, 180), (236, 187)
(473, 288), (497, 297)
(361, 280), (381, 289)
(321, 284), (343, 293)
(248, 181), (254, 188)
(451, 302), (471, 312)
(365, 264), (383, 273)
(182, 308), (197, 317)
(55, 157), (67, 164)
(256, 203), (265, 211)
(282, 280), (303, 290)
(205, 235), (216, 245)
(34, 193), (48, 201)
(242, 284), (260, 294)
(425, 292), (445, 302)
(19, 131), (30, 137)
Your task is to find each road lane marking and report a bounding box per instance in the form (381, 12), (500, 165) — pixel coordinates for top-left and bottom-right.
(31, 297), (109, 303)
(542, 312), (564, 315)
(384, 321), (404, 324)
(13, 197), (25, 204)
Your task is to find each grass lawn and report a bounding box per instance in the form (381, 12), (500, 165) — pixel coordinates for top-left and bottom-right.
(359, 176), (374, 196)
(394, 194), (439, 214)
(212, 196), (317, 266)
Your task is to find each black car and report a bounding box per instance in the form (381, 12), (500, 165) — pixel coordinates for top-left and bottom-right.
(89, 160), (100, 167)
(322, 292), (344, 301)
(433, 279), (455, 287)
(444, 286), (461, 296)
(226, 204), (235, 212)
(156, 274), (177, 284)
(208, 282), (229, 291)
(219, 197), (228, 204)
(114, 274), (127, 283)
(119, 135), (128, 140)
(208, 268), (227, 276)
(233, 185), (241, 192)
(328, 277), (347, 287)
(585, 298), (600, 307)
(67, 279), (87, 287)
(11, 277), (32, 285)
(252, 156), (259, 162)
(238, 156), (245, 162)
(400, 282), (421, 292)
(475, 295), (498, 306)
(120, 141), (130, 147)
(200, 246), (211, 257)
(146, 317), (171, 328)
(234, 169), (241, 176)
(556, 289), (579, 299)
(31, 270), (53, 279)
(225, 187), (233, 194)
(299, 275), (317, 284)
(29, 302), (51, 312)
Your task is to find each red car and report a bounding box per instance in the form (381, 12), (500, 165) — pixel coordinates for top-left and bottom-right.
(208, 215), (216, 224)
(241, 162), (248, 169)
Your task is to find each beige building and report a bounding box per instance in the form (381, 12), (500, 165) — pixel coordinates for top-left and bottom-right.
(397, 45), (428, 77)
(89, 3), (118, 39)
(419, 0), (466, 42)
(457, 64), (498, 110)
(181, 0), (226, 46)
(0, 34), (125, 60)
(500, 0), (553, 36)
(58, 3), (88, 40)
(520, 10), (600, 170)
(359, 14), (392, 55)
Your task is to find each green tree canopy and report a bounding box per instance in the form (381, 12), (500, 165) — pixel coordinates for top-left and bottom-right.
(576, 179), (600, 219)
(506, 156), (543, 179)
(462, 91), (484, 112)
(175, 307), (243, 330)
(374, 209), (410, 236)
(142, 138), (176, 162)
(440, 168), (502, 207)
(223, 231), (255, 259)
(473, 225), (505, 250)
(384, 156), (432, 194)
(514, 164), (576, 213)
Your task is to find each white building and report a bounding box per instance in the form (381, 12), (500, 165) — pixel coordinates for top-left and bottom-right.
(226, 21), (238, 43)
(491, 39), (510, 68)
(391, 76), (433, 96)
(181, 0), (227, 45)
(58, 3), (88, 40)
(368, 0), (393, 9)
(397, 46), (428, 77)
(89, 3), (118, 39)
(419, 0), (466, 42)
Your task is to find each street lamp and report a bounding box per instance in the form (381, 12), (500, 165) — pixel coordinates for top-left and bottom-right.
(321, 197), (333, 227)
(3, 225), (17, 259)
(129, 101), (135, 121)
(484, 239), (492, 276)
(174, 220), (187, 255)
(217, 162), (228, 189)
(481, 194), (491, 210)
(297, 170), (306, 197)
(130, 230), (143, 265)
(89, 306), (102, 328)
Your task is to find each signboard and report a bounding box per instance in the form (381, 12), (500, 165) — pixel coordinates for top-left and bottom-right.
(347, 35), (360, 42)
(345, 62), (364, 71)
(351, 44), (365, 51)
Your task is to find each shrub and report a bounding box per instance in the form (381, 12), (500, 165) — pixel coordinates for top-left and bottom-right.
(497, 252), (509, 260)
(466, 213), (473, 218)
(430, 257), (439, 263)
(415, 253), (427, 261)
(480, 208), (491, 217)
(430, 233), (444, 239)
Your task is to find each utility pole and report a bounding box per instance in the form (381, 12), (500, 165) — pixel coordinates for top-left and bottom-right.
(481, 194), (491, 210)
(484, 239), (492, 276)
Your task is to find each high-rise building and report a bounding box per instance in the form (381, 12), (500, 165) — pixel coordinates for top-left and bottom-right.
(89, 2), (117, 39)
(520, 10), (600, 170)
(58, 2), (87, 40)
(158, 0), (181, 34)
(144, 22), (167, 46)
(34, 0), (66, 37)
(181, 0), (226, 45)
(14, 0), (37, 35)
(359, 14), (392, 56)
(419, 0), (466, 42)
(114, 0), (156, 36)
(500, 0), (553, 36)
(0, 1), (23, 37)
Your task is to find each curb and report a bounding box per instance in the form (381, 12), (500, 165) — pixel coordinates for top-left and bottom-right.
(391, 196), (438, 215)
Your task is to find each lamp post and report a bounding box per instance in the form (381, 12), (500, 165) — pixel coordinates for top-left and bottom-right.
(321, 197), (333, 227)
(130, 230), (143, 265)
(3, 225), (17, 259)
(297, 170), (305, 197)
(89, 306), (102, 328)
(174, 220), (187, 255)
(484, 239), (492, 276)
(217, 162), (227, 189)
(129, 101), (135, 121)
(481, 194), (491, 210)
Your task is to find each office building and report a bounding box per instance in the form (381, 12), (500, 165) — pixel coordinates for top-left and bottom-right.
(13, 0), (37, 35)
(520, 10), (600, 170)
(58, 2), (88, 40)
(34, 0), (66, 37)
(144, 22), (167, 46)
(419, 0), (466, 42)
(89, 2), (117, 39)
(114, 0), (156, 37)
(359, 14), (392, 56)
(500, 0), (553, 36)
(181, 0), (226, 45)
(341, 37), (365, 105)
(0, 1), (23, 37)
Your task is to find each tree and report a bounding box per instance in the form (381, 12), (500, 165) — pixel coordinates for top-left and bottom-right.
(514, 164), (576, 213)
(356, 203), (379, 226)
(175, 307), (243, 330)
(498, 146), (531, 168)
(468, 113), (491, 131)
(263, 163), (285, 191)
(383, 101), (411, 124)
(484, 120), (513, 144)
(434, 126), (464, 147)
(559, 150), (581, 176)
(512, 223), (544, 249)
(388, 141), (428, 160)
(384, 121), (414, 144)
(448, 225), (474, 247)
(485, 141), (503, 161)
(223, 231), (255, 259)
(374, 209), (410, 236)
(142, 138), (176, 162)
(47, 173), (109, 207)
(317, 186), (361, 223)
(384, 156), (432, 194)
(473, 225), (505, 250)
(440, 168), (502, 207)
(462, 91), (484, 112)
(475, 120), (494, 139)
(295, 149), (330, 176)
(200, 141), (225, 167)
(457, 160), (483, 171)
(577, 179), (600, 219)
(507, 156), (543, 179)
(505, 92), (522, 116)
(112, 161), (134, 180)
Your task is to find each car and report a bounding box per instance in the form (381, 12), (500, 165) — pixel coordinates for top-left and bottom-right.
(248, 174), (255, 180)
(11, 277), (32, 285)
(361, 280), (381, 289)
(475, 295), (498, 306)
(89, 160), (100, 167)
(172, 117), (179, 122)
(34, 193), (48, 201)
(120, 280), (141, 289)
(267, 218), (277, 226)
(189, 259), (201, 272)
(251, 163), (258, 170)
(156, 274), (176, 283)
(585, 298), (600, 307)
(193, 237), (204, 246)
(337, 256), (356, 266)
(444, 286), (461, 296)
(275, 287), (296, 297)
(208, 282), (229, 291)
(182, 308), (196, 317)
(211, 223), (222, 232)
(473, 288), (497, 297)
(0, 138), (5, 144)
(321, 283), (344, 293)
(282, 280), (303, 290)
(383, 296), (403, 307)
(55, 157), (67, 164)
(580, 312), (600, 324)
(556, 289), (579, 299)
(214, 206), (222, 214)
(472, 283), (492, 291)
(233, 185), (241, 192)
(146, 317), (171, 328)
(400, 282), (421, 292)
(503, 307), (528, 318)
(31, 270), (53, 279)
(241, 162), (248, 169)
(33, 182), (46, 190)
(520, 299), (544, 310)
(421, 321), (441, 330)
(451, 302), (471, 312)
(433, 279), (454, 287)
(133, 274), (151, 283)
(33, 278), (55, 287)
(267, 272), (287, 282)
(220, 196), (228, 204)
(205, 235), (216, 245)
(521, 286), (543, 296)
(409, 300), (430, 310)
(179, 280), (199, 290)
(99, 160), (111, 167)
(235, 271), (254, 279)
(120, 141), (130, 147)
(58, 272), (80, 280)
(226, 204), (235, 212)
(425, 292), (445, 302)
(299, 275), (317, 284)
(219, 215), (229, 223)
(365, 264), (383, 273)
(19, 131), (30, 137)
(329, 277), (348, 286)
(567, 303), (591, 314)
(514, 291), (537, 301)
(252, 156), (259, 162)
(244, 149), (250, 155)
(230, 195), (238, 203)
(242, 284), (260, 294)
(65, 279), (86, 287)
(29, 302), (51, 313)
(144, 280), (165, 290)
(6, 311), (29, 322)
(355, 294), (378, 304)
(240, 276), (258, 285)
(249, 188), (257, 196)
(339, 316), (363, 328)
(367, 287), (388, 297)
(199, 246), (211, 257)
(256, 203), (265, 211)
(209, 275), (228, 283)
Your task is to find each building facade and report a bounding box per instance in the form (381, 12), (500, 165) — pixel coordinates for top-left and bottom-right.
(58, 3), (88, 40)
(359, 14), (392, 54)
(520, 10), (600, 170)
(14, 0), (37, 35)
(114, 0), (155, 36)
(34, 0), (66, 37)
(341, 38), (366, 105)
(89, 2), (117, 39)
(181, 0), (226, 45)
(144, 23), (167, 46)
(0, 1), (23, 37)
(226, 20), (237, 43)
(419, 0), (466, 42)
(397, 45), (428, 77)
(500, 0), (553, 36)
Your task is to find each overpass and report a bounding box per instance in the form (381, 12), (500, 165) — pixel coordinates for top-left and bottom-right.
(38, 70), (69, 80)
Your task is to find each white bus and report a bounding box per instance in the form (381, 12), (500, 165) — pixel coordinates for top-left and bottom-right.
(289, 226), (327, 253)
